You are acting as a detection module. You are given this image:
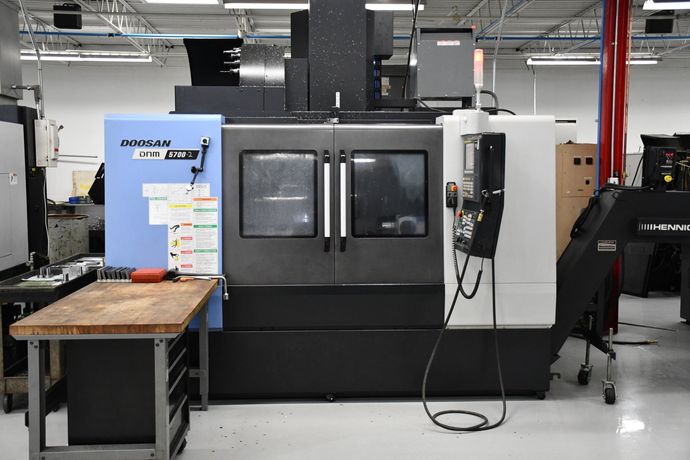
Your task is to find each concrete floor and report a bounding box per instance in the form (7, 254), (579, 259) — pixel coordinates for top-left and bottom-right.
(1, 294), (689, 459)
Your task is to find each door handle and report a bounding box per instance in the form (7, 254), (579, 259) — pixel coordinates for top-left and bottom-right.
(324, 151), (331, 252)
(339, 151), (347, 252)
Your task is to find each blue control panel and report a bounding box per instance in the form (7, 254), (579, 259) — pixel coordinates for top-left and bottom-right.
(105, 114), (224, 328)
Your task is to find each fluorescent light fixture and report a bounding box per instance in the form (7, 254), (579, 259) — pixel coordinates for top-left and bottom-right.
(145, 0), (220, 4)
(224, 0), (424, 10)
(21, 50), (153, 63)
(225, 1), (307, 8)
(527, 57), (599, 66)
(643, 0), (690, 10)
(628, 59), (660, 65)
(527, 56), (659, 66)
(366, 3), (425, 11)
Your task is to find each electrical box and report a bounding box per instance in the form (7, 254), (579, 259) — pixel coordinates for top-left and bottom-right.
(556, 143), (597, 257)
(408, 28), (474, 100)
(35, 119), (60, 168)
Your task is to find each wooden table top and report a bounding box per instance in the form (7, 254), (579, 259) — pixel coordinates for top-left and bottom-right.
(9, 280), (217, 337)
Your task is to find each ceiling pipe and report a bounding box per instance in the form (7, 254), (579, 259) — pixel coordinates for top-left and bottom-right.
(18, 30), (690, 42)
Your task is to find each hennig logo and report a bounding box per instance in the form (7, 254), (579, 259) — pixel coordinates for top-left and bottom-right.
(638, 222), (690, 233)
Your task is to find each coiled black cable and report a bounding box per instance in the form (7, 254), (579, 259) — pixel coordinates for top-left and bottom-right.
(422, 258), (507, 431)
(422, 199), (506, 432)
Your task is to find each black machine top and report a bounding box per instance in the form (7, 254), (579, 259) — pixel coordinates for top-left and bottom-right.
(175, 0), (473, 121)
(641, 134), (681, 148)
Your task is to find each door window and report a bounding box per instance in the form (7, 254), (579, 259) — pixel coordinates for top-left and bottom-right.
(351, 151), (428, 237)
(241, 151), (318, 238)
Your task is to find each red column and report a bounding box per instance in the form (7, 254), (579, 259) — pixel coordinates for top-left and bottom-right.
(612, 0), (633, 181)
(598, 0), (633, 334)
(598, 0), (618, 187)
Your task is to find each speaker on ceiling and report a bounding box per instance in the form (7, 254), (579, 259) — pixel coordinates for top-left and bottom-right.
(645, 10), (675, 34)
(54, 3), (83, 30)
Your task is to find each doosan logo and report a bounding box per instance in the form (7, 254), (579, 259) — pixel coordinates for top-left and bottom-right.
(121, 139), (172, 148)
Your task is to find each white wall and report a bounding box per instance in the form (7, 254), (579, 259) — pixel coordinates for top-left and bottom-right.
(491, 61), (690, 156)
(20, 63), (191, 199)
(20, 59), (690, 200)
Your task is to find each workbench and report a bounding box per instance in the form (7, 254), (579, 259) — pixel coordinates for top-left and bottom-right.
(10, 279), (217, 460)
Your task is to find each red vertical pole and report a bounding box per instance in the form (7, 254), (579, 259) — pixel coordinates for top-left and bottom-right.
(599, 0), (633, 335)
(598, 0), (618, 187)
(612, 0), (633, 181)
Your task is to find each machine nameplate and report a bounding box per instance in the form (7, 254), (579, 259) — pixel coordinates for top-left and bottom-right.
(132, 149), (200, 160)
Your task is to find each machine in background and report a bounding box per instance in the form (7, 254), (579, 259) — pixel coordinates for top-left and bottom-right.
(0, 3), (67, 414)
(0, 118), (29, 277)
(555, 131), (690, 403)
(622, 134), (689, 299)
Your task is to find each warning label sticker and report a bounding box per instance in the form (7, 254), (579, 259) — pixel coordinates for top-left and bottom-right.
(597, 240), (617, 252)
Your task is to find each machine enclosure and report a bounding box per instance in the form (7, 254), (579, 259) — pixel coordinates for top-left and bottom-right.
(102, 112), (557, 399)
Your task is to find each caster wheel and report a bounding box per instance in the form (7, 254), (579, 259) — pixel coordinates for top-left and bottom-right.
(578, 368), (592, 385)
(3, 394), (13, 414)
(178, 439), (187, 454)
(604, 387), (616, 405)
(535, 391), (546, 400)
(325, 393), (336, 402)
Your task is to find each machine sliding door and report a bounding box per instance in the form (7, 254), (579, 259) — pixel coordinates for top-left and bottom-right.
(334, 125), (444, 284)
(223, 125), (335, 285)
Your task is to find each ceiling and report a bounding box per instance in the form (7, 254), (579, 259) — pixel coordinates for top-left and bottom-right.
(4, 0), (690, 67)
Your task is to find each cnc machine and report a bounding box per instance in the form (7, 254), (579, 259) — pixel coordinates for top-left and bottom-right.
(104, 0), (558, 403)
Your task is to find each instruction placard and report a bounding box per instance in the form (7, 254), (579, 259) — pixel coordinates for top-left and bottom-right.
(143, 183), (210, 225)
(167, 197), (219, 274)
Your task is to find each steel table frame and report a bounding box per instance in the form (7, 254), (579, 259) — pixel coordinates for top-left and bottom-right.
(15, 303), (209, 460)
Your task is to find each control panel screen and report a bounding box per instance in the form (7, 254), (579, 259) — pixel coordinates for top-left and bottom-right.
(465, 142), (475, 172)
